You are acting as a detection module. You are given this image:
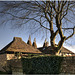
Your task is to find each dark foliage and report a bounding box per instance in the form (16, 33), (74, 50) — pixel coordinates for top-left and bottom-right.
(21, 56), (63, 74)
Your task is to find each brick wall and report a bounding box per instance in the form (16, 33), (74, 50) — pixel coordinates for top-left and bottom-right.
(12, 67), (23, 75)
(0, 53), (15, 72)
(8, 59), (23, 75)
(61, 56), (75, 74)
(0, 54), (75, 74)
(0, 54), (7, 72)
(11, 57), (75, 74)
(10, 57), (75, 74)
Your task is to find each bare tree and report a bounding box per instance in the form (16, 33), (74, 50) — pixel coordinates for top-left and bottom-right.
(0, 1), (75, 54)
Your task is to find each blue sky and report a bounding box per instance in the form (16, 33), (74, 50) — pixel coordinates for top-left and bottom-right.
(0, 24), (75, 53)
(0, 1), (75, 53)
(0, 24), (47, 49)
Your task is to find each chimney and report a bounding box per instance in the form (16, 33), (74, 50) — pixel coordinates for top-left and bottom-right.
(43, 39), (49, 47)
(32, 38), (37, 48)
(43, 38), (47, 47)
(13, 37), (22, 41)
(27, 35), (32, 46)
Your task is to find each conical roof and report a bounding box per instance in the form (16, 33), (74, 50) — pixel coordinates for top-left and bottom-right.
(0, 37), (42, 54)
(32, 38), (37, 48)
(43, 38), (49, 47)
(43, 38), (47, 47)
(27, 35), (32, 46)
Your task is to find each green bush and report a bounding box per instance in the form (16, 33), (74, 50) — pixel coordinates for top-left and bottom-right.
(21, 56), (63, 74)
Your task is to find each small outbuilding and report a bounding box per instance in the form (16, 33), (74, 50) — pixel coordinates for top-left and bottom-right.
(0, 37), (42, 72)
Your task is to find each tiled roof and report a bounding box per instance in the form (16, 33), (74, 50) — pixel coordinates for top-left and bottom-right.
(61, 47), (74, 54)
(0, 37), (42, 54)
(38, 46), (74, 54)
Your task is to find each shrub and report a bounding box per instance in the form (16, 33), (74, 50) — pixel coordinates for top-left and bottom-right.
(21, 56), (63, 74)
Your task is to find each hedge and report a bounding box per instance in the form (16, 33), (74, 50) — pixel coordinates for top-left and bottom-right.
(0, 71), (8, 74)
(21, 56), (63, 74)
(0, 71), (12, 74)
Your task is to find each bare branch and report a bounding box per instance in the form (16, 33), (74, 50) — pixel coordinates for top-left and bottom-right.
(54, 29), (59, 36)
(66, 27), (75, 40)
(0, 1), (75, 54)
(40, 23), (50, 30)
(40, 16), (50, 30)
(62, 27), (74, 29)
